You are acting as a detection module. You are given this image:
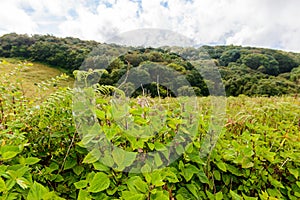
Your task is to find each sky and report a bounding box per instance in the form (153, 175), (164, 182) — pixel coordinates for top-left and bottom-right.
(1, 0), (300, 52)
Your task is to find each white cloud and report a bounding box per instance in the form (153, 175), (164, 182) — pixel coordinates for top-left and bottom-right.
(0, 0), (300, 52)
(58, 0), (141, 41)
(0, 0), (37, 35)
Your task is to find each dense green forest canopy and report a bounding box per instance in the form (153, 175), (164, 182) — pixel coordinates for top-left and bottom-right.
(0, 33), (299, 96)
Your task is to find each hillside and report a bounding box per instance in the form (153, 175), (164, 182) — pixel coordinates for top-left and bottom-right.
(0, 58), (73, 97)
(0, 33), (299, 96)
(0, 34), (299, 199)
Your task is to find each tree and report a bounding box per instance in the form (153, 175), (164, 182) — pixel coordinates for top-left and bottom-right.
(242, 53), (279, 75)
(219, 49), (241, 66)
(290, 66), (300, 84)
(272, 52), (298, 73)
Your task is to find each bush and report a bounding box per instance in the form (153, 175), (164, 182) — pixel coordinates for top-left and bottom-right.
(1, 68), (300, 200)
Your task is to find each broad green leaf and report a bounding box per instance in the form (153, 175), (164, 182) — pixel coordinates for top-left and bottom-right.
(88, 172), (110, 193)
(101, 151), (115, 167)
(227, 164), (243, 176)
(6, 170), (18, 180)
(127, 176), (148, 193)
(175, 144), (185, 155)
(165, 169), (179, 183)
(16, 177), (30, 189)
(78, 189), (92, 200)
(288, 168), (299, 179)
(150, 191), (169, 200)
(81, 133), (99, 146)
(181, 164), (199, 182)
(296, 181), (300, 188)
(262, 152), (276, 162)
(215, 161), (227, 172)
(216, 191), (223, 200)
(268, 175), (284, 188)
(213, 170), (221, 181)
(267, 188), (283, 198)
(92, 192), (110, 200)
(196, 168), (210, 184)
(154, 154), (163, 167)
(151, 171), (165, 186)
(6, 193), (19, 200)
(0, 165), (8, 174)
(187, 183), (199, 199)
(73, 165), (85, 176)
(63, 158), (77, 170)
(103, 125), (118, 140)
(6, 179), (16, 191)
(48, 162), (59, 172)
(19, 156), (25, 165)
(112, 147), (136, 171)
(185, 143), (193, 154)
(206, 190), (215, 200)
(25, 157), (41, 165)
(55, 174), (64, 182)
(230, 190), (243, 200)
(179, 160), (185, 171)
(121, 191), (145, 200)
(176, 194), (186, 200)
(147, 143), (155, 150)
(242, 158), (254, 169)
(187, 152), (206, 165)
(242, 147), (254, 157)
(2, 151), (20, 160)
(222, 174), (231, 185)
(27, 182), (49, 200)
(154, 142), (167, 151)
(86, 172), (96, 182)
(106, 187), (118, 195)
(0, 177), (6, 192)
(95, 109), (106, 120)
(74, 180), (88, 189)
(93, 162), (110, 172)
(176, 187), (195, 200)
(83, 149), (100, 164)
(223, 149), (236, 161)
(43, 191), (65, 200)
(134, 116), (148, 125)
(242, 193), (258, 200)
(16, 166), (29, 178)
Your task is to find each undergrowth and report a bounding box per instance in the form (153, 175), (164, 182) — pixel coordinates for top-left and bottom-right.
(0, 66), (299, 199)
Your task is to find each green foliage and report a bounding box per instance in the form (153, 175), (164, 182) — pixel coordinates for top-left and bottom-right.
(1, 38), (300, 199)
(0, 33), (97, 72)
(2, 66), (300, 199)
(290, 66), (300, 84)
(241, 53), (280, 75)
(219, 49), (241, 66)
(271, 51), (298, 73)
(1, 33), (300, 97)
(0, 63), (70, 199)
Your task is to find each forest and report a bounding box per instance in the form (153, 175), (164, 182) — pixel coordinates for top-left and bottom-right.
(0, 33), (299, 97)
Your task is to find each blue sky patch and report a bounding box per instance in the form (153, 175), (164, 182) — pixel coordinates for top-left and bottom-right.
(160, 1), (169, 8)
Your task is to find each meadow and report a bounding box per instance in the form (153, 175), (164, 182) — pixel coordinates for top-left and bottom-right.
(0, 58), (73, 97)
(0, 59), (299, 199)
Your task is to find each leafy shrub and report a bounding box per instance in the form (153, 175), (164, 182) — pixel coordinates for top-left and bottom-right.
(0, 68), (299, 199)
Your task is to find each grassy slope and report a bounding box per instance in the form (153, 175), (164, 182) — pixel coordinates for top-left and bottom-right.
(0, 58), (74, 97)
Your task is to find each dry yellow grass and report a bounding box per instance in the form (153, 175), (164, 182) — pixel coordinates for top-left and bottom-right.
(0, 58), (74, 97)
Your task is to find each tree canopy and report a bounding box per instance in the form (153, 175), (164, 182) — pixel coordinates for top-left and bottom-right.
(0, 33), (299, 96)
